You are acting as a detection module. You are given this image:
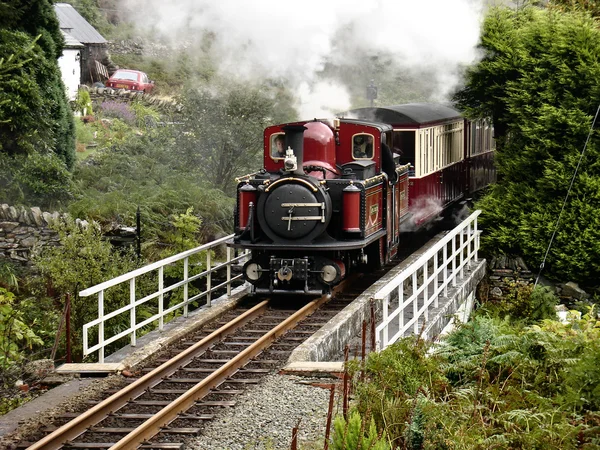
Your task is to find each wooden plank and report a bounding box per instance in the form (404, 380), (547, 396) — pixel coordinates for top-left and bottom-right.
(55, 363), (123, 374)
(147, 389), (244, 395)
(138, 377), (258, 384)
(114, 413), (214, 420)
(133, 400), (235, 407)
(64, 443), (114, 448)
(140, 444), (183, 449)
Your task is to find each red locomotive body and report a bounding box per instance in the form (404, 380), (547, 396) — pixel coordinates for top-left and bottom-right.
(228, 103), (495, 295)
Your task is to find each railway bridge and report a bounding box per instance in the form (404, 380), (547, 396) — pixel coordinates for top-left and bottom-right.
(0, 210), (486, 448)
(62, 210), (485, 374)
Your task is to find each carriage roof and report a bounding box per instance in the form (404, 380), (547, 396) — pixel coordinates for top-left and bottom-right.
(341, 103), (462, 126)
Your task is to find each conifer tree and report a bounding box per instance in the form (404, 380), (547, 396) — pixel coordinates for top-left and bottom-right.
(454, 7), (600, 285)
(0, 0), (75, 169)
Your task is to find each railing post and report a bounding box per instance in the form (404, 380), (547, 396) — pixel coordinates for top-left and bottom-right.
(206, 251), (212, 307)
(443, 243), (448, 296)
(460, 226), (465, 278)
(452, 235), (457, 287)
(158, 266), (164, 331)
(467, 221), (473, 266)
(475, 216), (479, 261)
(424, 262), (429, 323)
(382, 295), (388, 349)
(398, 282), (404, 333)
(183, 257), (189, 317)
(413, 271), (418, 334)
(130, 278), (136, 347)
(98, 290), (105, 363)
(227, 247), (232, 296)
(434, 250), (439, 307)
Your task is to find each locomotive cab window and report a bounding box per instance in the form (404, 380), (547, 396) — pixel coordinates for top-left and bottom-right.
(352, 134), (374, 159)
(271, 133), (286, 159)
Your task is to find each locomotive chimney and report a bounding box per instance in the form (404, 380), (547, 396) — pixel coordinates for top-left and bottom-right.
(282, 124), (307, 175)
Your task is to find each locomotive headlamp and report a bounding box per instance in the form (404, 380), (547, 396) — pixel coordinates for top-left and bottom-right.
(283, 147), (297, 172)
(320, 264), (339, 284)
(244, 262), (263, 282)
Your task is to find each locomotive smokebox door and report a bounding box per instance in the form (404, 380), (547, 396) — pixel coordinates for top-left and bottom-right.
(264, 184), (324, 239)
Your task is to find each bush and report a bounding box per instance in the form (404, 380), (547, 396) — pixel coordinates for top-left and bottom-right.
(33, 218), (139, 361)
(481, 283), (558, 324)
(0, 152), (74, 208)
(75, 118), (95, 145)
(74, 89), (93, 116)
(99, 100), (135, 124)
(130, 101), (161, 129)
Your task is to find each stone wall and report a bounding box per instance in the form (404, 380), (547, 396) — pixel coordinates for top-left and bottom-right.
(0, 205), (78, 265)
(487, 255), (592, 305)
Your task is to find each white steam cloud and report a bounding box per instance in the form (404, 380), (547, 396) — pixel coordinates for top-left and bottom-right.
(124, 0), (485, 117)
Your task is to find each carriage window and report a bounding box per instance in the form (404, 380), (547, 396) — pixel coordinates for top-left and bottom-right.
(352, 134), (374, 159)
(271, 133), (285, 159)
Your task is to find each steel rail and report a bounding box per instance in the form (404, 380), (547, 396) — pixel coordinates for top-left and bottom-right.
(27, 300), (270, 450)
(110, 293), (332, 449)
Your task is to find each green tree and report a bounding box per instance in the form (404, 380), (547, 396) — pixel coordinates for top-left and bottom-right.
(174, 80), (296, 195)
(34, 218), (138, 361)
(0, 0), (76, 169)
(69, 127), (235, 256)
(454, 7), (600, 286)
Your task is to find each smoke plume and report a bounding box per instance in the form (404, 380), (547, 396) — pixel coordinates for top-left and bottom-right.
(123, 0), (485, 117)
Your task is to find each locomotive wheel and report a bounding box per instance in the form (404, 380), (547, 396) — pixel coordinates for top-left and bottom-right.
(365, 237), (385, 270)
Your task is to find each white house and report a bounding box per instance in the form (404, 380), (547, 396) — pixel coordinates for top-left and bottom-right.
(58, 30), (84, 101)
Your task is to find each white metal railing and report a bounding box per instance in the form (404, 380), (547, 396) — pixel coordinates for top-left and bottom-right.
(80, 235), (248, 362)
(374, 210), (481, 350)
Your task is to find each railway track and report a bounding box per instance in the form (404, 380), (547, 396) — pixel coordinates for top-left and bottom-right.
(18, 272), (385, 450)
(16, 221), (452, 450)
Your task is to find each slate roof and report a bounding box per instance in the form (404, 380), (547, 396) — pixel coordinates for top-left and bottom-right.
(54, 3), (107, 44)
(341, 103), (462, 126)
(61, 30), (84, 48)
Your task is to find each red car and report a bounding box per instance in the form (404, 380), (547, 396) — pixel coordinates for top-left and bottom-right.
(105, 69), (154, 93)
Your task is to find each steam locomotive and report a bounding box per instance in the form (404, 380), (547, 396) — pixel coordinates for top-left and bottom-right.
(227, 103), (495, 295)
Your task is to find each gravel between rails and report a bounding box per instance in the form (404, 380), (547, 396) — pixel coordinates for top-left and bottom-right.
(186, 373), (339, 450)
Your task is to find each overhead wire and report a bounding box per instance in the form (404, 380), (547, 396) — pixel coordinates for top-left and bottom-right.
(534, 104), (600, 288)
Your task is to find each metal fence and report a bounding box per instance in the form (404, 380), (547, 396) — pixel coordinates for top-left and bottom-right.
(80, 235), (248, 362)
(374, 210), (481, 350)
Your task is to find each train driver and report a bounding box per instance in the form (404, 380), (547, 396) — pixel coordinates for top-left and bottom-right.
(272, 134), (285, 158)
(353, 134), (373, 159)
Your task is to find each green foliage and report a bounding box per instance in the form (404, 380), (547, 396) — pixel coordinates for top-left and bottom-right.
(0, 261), (19, 290)
(33, 218), (139, 361)
(13, 152), (75, 208)
(345, 289), (600, 449)
(349, 337), (447, 448)
(69, 127), (234, 258)
(0, 288), (43, 369)
(331, 411), (390, 450)
(0, 151), (74, 209)
(454, 7), (600, 286)
(74, 89), (94, 116)
(0, 1), (76, 169)
(130, 101), (161, 129)
(480, 284), (558, 325)
(75, 118), (95, 145)
(549, 0), (600, 18)
(174, 80), (296, 195)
